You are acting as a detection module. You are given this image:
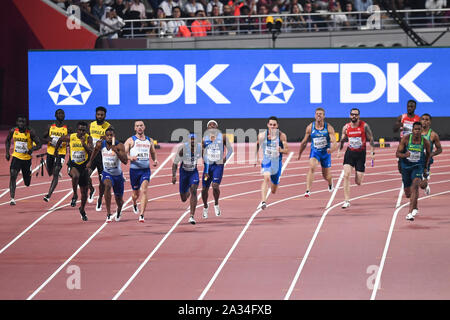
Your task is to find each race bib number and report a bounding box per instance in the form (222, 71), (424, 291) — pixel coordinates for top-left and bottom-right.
(349, 137), (362, 149)
(206, 147), (221, 162)
(14, 141), (28, 154)
(313, 137), (327, 149)
(51, 136), (60, 147)
(265, 144), (279, 158)
(407, 151), (421, 162)
(72, 151), (86, 163)
(182, 162), (196, 171)
(136, 151), (149, 161)
(103, 156), (118, 169)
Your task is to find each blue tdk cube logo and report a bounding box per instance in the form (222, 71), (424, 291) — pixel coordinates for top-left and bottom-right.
(48, 66), (92, 105)
(250, 64), (294, 104)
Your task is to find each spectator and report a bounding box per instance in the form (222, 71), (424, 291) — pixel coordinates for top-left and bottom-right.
(101, 7), (126, 38)
(244, 0), (257, 14)
(354, 0), (373, 12)
(256, 4), (269, 34)
(130, 0), (147, 19)
(222, 4), (237, 31)
(238, 5), (255, 34)
(287, 3), (306, 31)
(92, 0), (107, 20)
(207, 0), (224, 15)
(425, 0), (447, 26)
(185, 0), (205, 17)
(210, 5), (227, 34)
(191, 9), (212, 35)
(228, 0), (245, 16)
(303, 1), (320, 31)
(159, 0), (180, 18)
(328, 1), (349, 30)
(151, 7), (169, 36)
(80, 0), (99, 29)
(287, 0), (304, 13)
(344, 1), (359, 29)
(167, 6), (187, 35)
(112, 0), (130, 18)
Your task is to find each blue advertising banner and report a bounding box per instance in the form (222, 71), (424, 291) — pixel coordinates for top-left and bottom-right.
(28, 48), (448, 120)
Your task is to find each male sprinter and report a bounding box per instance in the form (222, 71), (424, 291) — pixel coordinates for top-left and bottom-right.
(88, 106), (111, 210)
(55, 121), (93, 221)
(420, 113), (442, 195)
(124, 120), (158, 223)
(201, 120), (233, 219)
(297, 107), (337, 197)
(338, 108), (375, 209)
(172, 134), (202, 225)
(393, 100), (420, 173)
(396, 122), (431, 221)
(5, 116), (41, 205)
(88, 127), (128, 223)
(255, 116), (289, 210)
(42, 109), (71, 202)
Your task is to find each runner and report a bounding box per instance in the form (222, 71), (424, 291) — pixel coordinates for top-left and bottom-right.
(5, 116), (41, 205)
(255, 116), (289, 210)
(87, 127), (128, 223)
(88, 106), (111, 211)
(172, 133), (202, 225)
(124, 120), (158, 223)
(420, 113), (443, 195)
(201, 120), (233, 219)
(338, 108), (375, 209)
(396, 121), (431, 221)
(42, 109), (71, 202)
(297, 107), (337, 197)
(54, 121), (93, 221)
(393, 100), (420, 173)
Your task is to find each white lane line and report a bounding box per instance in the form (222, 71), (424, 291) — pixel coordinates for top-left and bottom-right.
(26, 152), (175, 300)
(0, 160), (46, 199)
(198, 152), (294, 300)
(370, 182), (450, 300)
(395, 183), (404, 208)
(326, 169), (344, 209)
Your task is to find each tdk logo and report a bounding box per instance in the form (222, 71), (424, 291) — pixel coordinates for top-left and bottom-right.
(47, 62), (432, 106)
(250, 64), (294, 104)
(48, 66), (92, 105)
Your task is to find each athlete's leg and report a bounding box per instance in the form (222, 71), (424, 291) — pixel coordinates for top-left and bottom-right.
(138, 180), (149, 217)
(409, 177), (421, 212)
(343, 164), (353, 201)
(22, 160), (32, 187)
(69, 166), (80, 198)
(103, 179), (113, 215)
(9, 167), (19, 200)
(306, 157), (318, 191)
(79, 185), (88, 212)
(189, 184), (198, 217)
(45, 154), (54, 177)
(115, 194), (124, 215)
(261, 172), (271, 203)
(355, 171), (364, 185)
(46, 159), (63, 198)
(212, 182), (220, 205)
(321, 167), (332, 186)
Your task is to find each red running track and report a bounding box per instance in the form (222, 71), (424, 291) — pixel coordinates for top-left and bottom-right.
(0, 141), (449, 300)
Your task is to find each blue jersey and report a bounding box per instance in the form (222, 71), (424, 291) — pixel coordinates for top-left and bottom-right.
(181, 142), (202, 172)
(129, 135), (152, 170)
(101, 140), (122, 176)
(204, 132), (224, 164)
(311, 122), (330, 152)
(262, 129), (283, 163)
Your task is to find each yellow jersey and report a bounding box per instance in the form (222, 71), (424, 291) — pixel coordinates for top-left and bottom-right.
(69, 133), (89, 165)
(12, 128), (33, 160)
(89, 121), (110, 145)
(47, 124), (68, 156)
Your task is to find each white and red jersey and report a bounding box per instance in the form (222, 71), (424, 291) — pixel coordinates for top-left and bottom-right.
(346, 120), (366, 152)
(400, 113), (420, 138)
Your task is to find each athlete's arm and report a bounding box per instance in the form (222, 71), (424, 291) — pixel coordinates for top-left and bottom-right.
(396, 136), (410, 159)
(423, 138), (431, 174)
(4, 128), (15, 161)
(114, 143), (128, 165)
(223, 135), (234, 163)
(54, 135), (70, 157)
(150, 139), (158, 166)
(431, 131), (443, 158)
(298, 124), (311, 160)
(42, 124), (52, 145)
(172, 146), (183, 184)
(87, 140), (102, 169)
(279, 132), (289, 154)
(124, 137), (136, 161)
(364, 123), (375, 157)
(339, 124), (348, 151)
(327, 124), (337, 154)
(85, 136), (94, 155)
(393, 115), (402, 133)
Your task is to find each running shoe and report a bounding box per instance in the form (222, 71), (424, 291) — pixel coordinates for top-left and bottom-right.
(88, 188), (95, 203)
(79, 208), (88, 221)
(328, 181), (334, 192)
(10, 199), (16, 206)
(106, 214), (112, 223)
(411, 209), (418, 217)
(188, 216), (196, 225)
(132, 203), (139, 214)
(115, 210), (122, 222)
(304, 190), (311, 198)
(202, 205), (208, 219)
(71, 195), (78, 207)
(260, 201), (267, 210)
(214, 204), (221, 216)
(96, 198), (102, 212)
(43, 195), (50, 202)
(425, 185), (431, 195)
(406, 213), (414, 221)
(139, 215), (145, 223)
(341, 201), (350, 209)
